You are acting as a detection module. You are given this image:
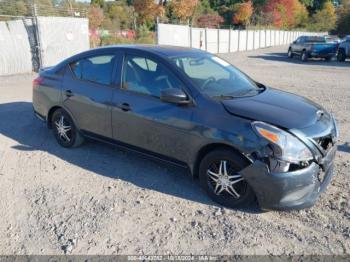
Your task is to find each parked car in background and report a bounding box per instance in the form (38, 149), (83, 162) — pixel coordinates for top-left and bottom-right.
(325, 35), (341, 43)
(33, 46), (338, 211)
(288, 36), (339, 62)
(337, 36), (350, 62)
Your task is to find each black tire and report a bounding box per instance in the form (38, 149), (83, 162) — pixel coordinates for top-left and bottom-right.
(337, 49), (346, 62)
(52, 109), (84, 148)
(199, 149), (255, 208)
(325, 56), (331, 62)
(301, 51), (308, 62)
(288, 48), (294, 58)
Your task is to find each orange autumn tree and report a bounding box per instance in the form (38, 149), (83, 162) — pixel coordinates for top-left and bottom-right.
(170, 0), (199, 22)
(133, 0), (164, 25)
(232, 1), (253, 26)
(263, 0), (308, 29)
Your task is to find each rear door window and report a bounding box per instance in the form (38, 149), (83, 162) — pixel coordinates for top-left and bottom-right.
(70, 55), (115, 85)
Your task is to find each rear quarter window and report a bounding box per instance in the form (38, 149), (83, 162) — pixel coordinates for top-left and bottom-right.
(69, 55), (115, 85)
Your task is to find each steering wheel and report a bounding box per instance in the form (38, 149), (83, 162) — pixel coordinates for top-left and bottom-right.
(201, 77), (216, 90)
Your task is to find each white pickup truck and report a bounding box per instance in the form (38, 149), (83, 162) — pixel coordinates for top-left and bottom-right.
(337, 36), (350, 61)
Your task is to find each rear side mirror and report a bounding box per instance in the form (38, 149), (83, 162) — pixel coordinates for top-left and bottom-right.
(160, 88), (190, 105)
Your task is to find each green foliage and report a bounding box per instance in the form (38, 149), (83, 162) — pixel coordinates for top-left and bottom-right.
(105, 2), (135, 30)
(91, 0), (105, 8)
(335, 0), (350, 35)
(308, 1), (336, 31)
(336, 12), (350, 35)
(0, 0), (30, 17)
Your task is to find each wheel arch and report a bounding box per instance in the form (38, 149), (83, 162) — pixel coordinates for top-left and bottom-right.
(47, 106), (62, 129)
(192, 143), (251, 178)
(47, 105), (77, 130)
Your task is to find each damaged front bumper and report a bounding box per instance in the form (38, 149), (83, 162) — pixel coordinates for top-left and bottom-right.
(241, 144), (337, 210)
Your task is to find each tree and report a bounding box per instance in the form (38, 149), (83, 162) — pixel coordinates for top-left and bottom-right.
(133, 0), (164, 25)
(310, 1), (336, 31)
(196, 13), (224, 27)
(232, 1), (253, 26)
(264, 0), (305, 28)
(293, 0), (309, 27)
(336, 11), (350, 35)
(106, 2), (135, 30)
(88, 5), (104, 31)
(0, 0), (30, 17)
(90, 0), (105, 8)
(170, 0), (199, 22)
(336, 0), (350, 35)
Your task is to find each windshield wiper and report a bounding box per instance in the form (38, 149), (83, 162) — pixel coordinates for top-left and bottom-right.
(212, 95), (237, 100)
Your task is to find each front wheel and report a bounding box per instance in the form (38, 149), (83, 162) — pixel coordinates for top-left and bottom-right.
(199, 149), (255, 208)
(288, 48), (294, 58)
(52, 109), (84, 148)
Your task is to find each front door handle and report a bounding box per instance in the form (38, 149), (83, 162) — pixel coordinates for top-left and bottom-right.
(65, 90), (74, 97)
(117, 103), (131, 112)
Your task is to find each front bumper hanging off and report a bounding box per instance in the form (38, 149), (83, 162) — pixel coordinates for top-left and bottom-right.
(240, 145), (337, 210)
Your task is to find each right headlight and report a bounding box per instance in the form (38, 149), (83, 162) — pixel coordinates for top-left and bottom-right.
(252, 121), (313, 163)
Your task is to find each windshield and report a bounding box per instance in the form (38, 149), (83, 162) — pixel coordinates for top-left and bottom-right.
(171, 55), (260, 98)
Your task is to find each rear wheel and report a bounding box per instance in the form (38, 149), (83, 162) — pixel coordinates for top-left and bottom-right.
(301, 51), (308, 62)
(199, 149), (255, 208)
(52, 109), (84, 148)
(337, 49), (346, 62)
(288, 48), (294, 58)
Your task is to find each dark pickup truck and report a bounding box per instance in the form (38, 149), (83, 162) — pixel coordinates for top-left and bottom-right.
(288, 36), (339, 62)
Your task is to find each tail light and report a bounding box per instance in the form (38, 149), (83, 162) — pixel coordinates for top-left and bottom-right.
(33, 76), (43, 89)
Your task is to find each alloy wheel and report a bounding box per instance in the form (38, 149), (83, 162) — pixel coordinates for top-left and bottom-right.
(207, 160), (246, 199)
(55, 115), (72, 143)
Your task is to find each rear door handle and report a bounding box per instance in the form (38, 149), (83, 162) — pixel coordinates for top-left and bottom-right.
(65, 90), (74, 97)
(117, 103), (131, 112)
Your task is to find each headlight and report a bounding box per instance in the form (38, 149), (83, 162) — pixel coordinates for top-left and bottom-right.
(252, 121), (313, 163)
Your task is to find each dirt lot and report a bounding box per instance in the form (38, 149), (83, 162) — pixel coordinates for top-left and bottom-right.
(0, 46), (349, 255)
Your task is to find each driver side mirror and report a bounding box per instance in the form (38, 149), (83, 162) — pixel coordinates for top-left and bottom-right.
(160, 88), (190, 105)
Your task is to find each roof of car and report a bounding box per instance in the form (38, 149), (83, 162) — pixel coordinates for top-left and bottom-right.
(89, 45), (207, 57)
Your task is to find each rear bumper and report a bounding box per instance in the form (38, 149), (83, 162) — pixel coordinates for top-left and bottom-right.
(241, 145), (336, 210)
(309, 52), (336, 58)
(34, 109), (46, 122)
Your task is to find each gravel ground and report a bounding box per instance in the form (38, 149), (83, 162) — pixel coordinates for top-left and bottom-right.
(0, 45), (349, 255)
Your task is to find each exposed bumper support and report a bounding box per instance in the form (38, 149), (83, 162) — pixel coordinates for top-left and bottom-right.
(240, 145), (336, 210)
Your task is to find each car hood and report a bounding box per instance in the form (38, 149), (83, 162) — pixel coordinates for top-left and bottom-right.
(222, 88), (327, 129)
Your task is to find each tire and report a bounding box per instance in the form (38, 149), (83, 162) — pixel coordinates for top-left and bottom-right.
(199, 149), (255, 208)
(337, 49), (346, 62)
(325, 56), (331, 62)
(301, 51), (308, 62)
(51, 109), (84, 148)
(288, 48), (294, 58)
